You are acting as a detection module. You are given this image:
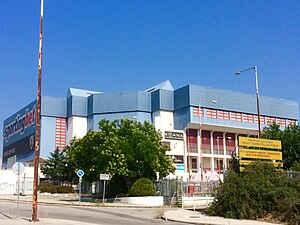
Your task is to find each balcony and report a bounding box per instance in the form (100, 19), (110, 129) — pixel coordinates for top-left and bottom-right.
(201, 145), (211, 154)
(187, 143), (198, 153)
(213, 145), (224, 155)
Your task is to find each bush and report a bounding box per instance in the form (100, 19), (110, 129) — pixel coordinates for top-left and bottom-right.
(38, 183), (57, 193)
(130, 178), (156, 197)
(38, 182), (73, 193)
(57, 185), (73, 193)
(206, 161), (300, 225)
(107, 175), (128, 198)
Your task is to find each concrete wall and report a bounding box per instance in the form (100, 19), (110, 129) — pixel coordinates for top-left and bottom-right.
(118, 196), (163, 206)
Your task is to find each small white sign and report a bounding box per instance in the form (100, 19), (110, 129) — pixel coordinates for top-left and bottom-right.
(100, 174), (111, 181)
(12, 162), (25, 175)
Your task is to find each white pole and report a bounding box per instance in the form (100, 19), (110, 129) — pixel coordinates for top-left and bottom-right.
(17, 163), (20, 219)
(103, 180), (106, 203)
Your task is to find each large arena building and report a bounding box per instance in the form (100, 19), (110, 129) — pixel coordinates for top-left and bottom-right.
(2, 81), (299, 180)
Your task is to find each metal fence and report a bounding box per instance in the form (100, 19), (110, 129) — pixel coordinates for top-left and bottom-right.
(155, 177), (219, 206)
(284, 171), (300, 179)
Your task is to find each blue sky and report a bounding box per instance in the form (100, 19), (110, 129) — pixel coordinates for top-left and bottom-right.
(1, 0), (300, 156)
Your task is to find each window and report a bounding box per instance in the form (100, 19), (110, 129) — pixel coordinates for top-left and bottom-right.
(191, 158), (198, 172)
(243, 114), (254, 123)
(218, 110), (230, 120)
(201, 131), (211, 154)
(215, 159), (223, 171)
(277, 118), (286, 127)
(230, 112), (242, 122)
(193, 107), (204, 117)
(225, 133), (235, 155)
(55, 118), (67, 150)
(288, 120), (296, 126)
(255, 115), (266, 124)
(266, 117), (276, 125)
(187, 129), (198, 153)
(207, 109), (217, 118)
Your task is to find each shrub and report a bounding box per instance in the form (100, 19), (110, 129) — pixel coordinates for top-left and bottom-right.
(206, 161), (300, 224)
(57, 185), (73, 193)
(38, 183), (57, 193)
(130, 178), (156, 197)
(38, 182), (73, 193)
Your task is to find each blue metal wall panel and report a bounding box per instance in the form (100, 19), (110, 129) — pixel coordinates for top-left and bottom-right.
(91, 91), (151, 114)
(41, 96), (66, 117)
(260, 96), (299, 119)
(174, 86), (190, 110)
(87, 115), (94, 131)
(137, 91), (151, 111)
(70, 96), (88, 116)
(87, 95), (93, 116)
(40, 116), (56, 158)
(160, 90), (174, 111)
(151, 90), (160, 112)
(151, 90), (174, 111)
(188, 85), (299, 119)
(67, 96), (72, 117)
(174, 107), (191, 130)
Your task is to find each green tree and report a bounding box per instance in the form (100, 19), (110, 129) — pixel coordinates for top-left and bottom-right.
(67, 118), (175, 189)
(66, 121), (127, 183)
(262, 123), (300, 170)
(41, 148), (74, 185)
(117, 119), (175, 188)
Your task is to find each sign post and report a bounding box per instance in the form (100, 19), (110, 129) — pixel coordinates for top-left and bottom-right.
(99, 174), (111, 203)
(76, 170), (84, 203)
(12, 162), (25, 219)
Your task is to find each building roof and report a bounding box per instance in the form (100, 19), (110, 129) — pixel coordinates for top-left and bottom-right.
(145, 80), (174, 92)
(67, 88), (100, 98)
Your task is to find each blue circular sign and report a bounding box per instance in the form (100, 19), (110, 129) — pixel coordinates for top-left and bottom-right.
(77, 169), (84, 177)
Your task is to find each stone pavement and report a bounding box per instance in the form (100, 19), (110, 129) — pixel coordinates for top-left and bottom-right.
(0, 194), (283, 225)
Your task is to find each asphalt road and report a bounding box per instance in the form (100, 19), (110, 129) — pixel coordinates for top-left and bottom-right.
(0, 201), (186, 225)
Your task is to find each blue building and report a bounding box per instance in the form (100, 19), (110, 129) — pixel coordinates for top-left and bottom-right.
(2, 81), (299, 180)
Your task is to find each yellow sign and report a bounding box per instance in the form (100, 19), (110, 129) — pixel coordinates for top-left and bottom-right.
(239, 149), (282, 160)
(240, 160), (283, 167)
(239, 137), (281, 149)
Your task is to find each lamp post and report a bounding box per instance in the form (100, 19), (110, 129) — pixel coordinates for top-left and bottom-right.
(216, 136), (221, 179)
(234, 66), (261, 138)
(198, 99), (217, 182)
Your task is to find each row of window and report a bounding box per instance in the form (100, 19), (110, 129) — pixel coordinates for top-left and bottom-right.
(55, 118), (67, 150)
(193, 107), (297, 127)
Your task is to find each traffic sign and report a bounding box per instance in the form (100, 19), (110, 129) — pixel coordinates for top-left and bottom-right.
(77, 169), (84, 178)
(12, 162), (25, 175)
(100, 174), (111, 181)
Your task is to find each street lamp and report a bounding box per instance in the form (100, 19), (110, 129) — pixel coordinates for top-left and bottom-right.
(234, 66), (261, 138)
(199, 99), (217, 182)
(216, 136), (221, 179)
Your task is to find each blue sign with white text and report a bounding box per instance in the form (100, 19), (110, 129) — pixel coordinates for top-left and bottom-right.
(176, 164), (185, 171)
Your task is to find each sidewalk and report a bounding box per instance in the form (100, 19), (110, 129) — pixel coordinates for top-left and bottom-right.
(0, 194), (283, 225)
(164, 209), (284, 225)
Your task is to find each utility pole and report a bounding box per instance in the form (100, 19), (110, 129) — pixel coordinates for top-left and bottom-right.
(32, 0), (44, 222)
